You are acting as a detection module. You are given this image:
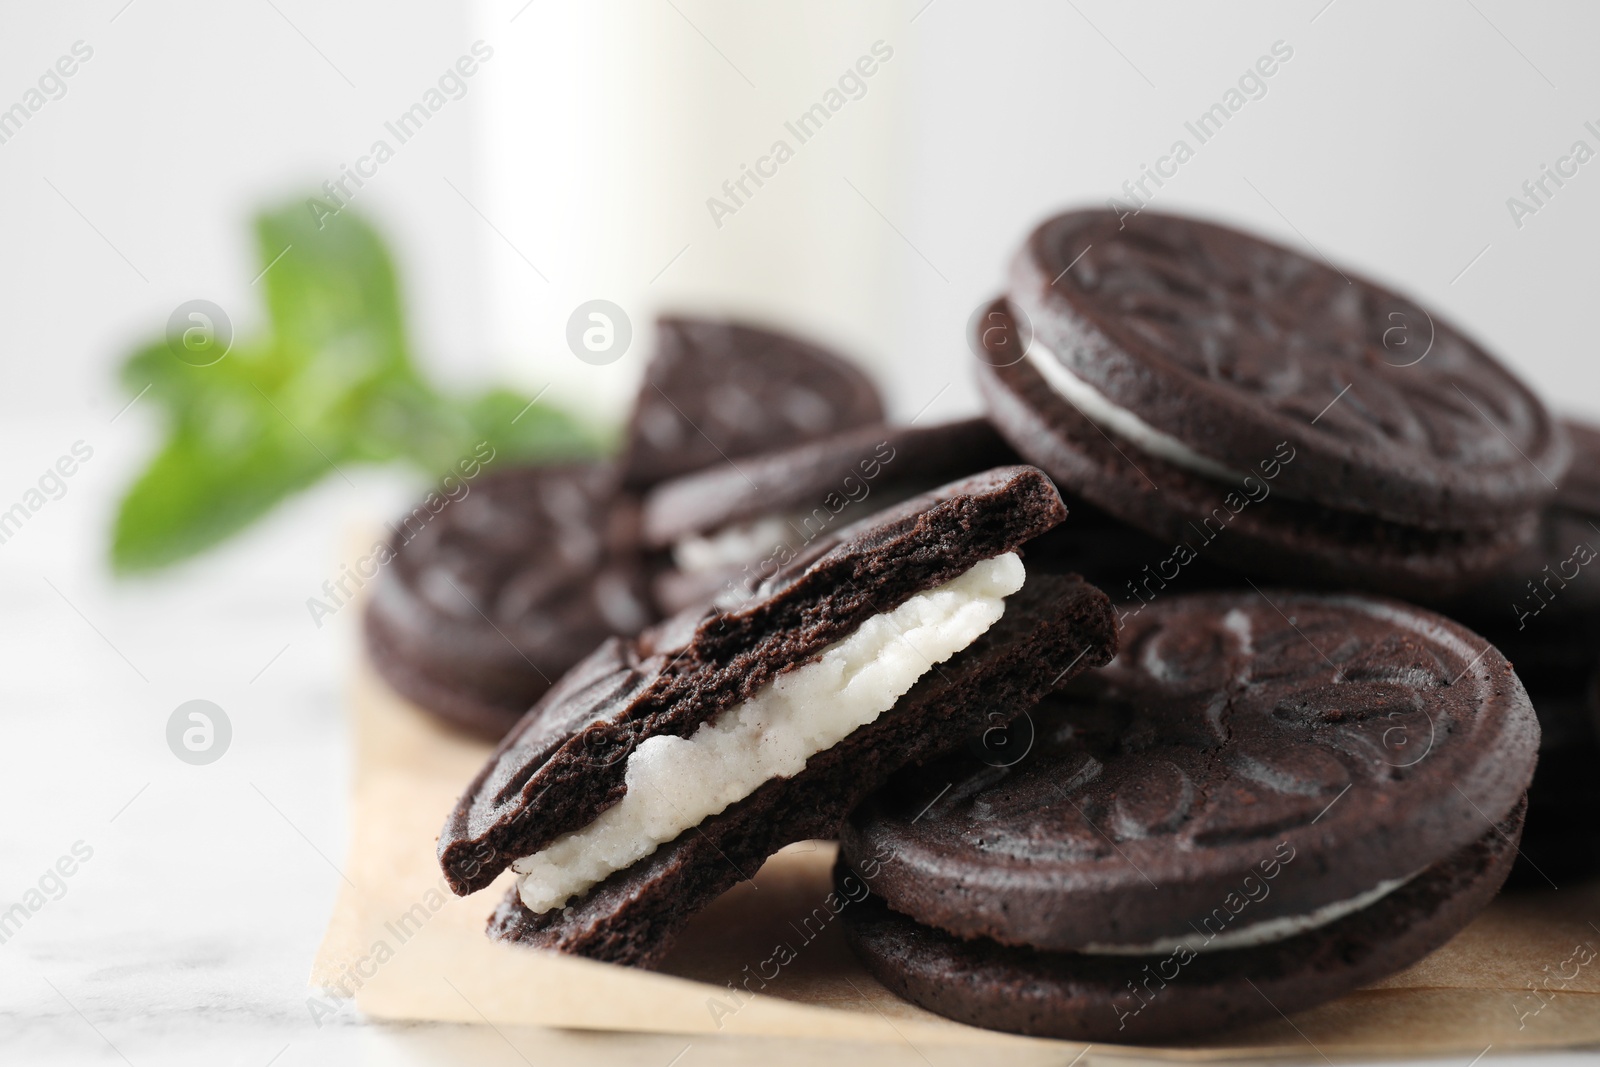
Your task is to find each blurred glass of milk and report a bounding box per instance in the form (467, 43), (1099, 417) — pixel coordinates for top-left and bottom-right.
(470, 1), (910, 425)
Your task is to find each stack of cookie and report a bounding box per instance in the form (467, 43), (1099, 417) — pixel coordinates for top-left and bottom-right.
(841, 594), (1532, 1042)
(977, 210), (1595, 894)
(361, 208), (1596, 1045)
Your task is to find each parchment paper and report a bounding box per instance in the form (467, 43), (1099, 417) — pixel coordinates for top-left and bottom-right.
(313, 660), (1600, 1060)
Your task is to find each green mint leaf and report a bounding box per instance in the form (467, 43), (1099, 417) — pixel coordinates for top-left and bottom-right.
(111, 413), (338, 574)
(255, 204), (413, 382)
(111, 198), (603, 573)
(455, 388), (604, 465)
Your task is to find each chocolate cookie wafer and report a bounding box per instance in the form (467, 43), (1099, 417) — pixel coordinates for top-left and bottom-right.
(841, 591), (1537, 1042)
(978, 209), (1569, 597)
(438, 466), (1117, 967)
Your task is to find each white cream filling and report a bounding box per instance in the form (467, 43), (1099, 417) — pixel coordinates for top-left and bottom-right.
(1025, 339), (1247, 484)
(512, 552), (1028, 915)
(1081, 870), (1421, 956)
(671, 515), (796, 574)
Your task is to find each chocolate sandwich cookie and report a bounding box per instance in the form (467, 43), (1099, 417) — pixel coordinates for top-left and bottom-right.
(1437, 419), (1600, 885)
(1439, 419), (1600, 669)
(367, 315), (884, 737)
(364, 464), (654, 739)
(640, 418), (1019, 613)
(841, 592), (1537, 1043)
(620, 316), (885, 488)
(437, 467), (1117, 968)
(978, 209), (1569, 596)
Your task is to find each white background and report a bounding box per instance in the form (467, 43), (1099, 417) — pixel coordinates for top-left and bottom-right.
(1, 1), (1597, 1063)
